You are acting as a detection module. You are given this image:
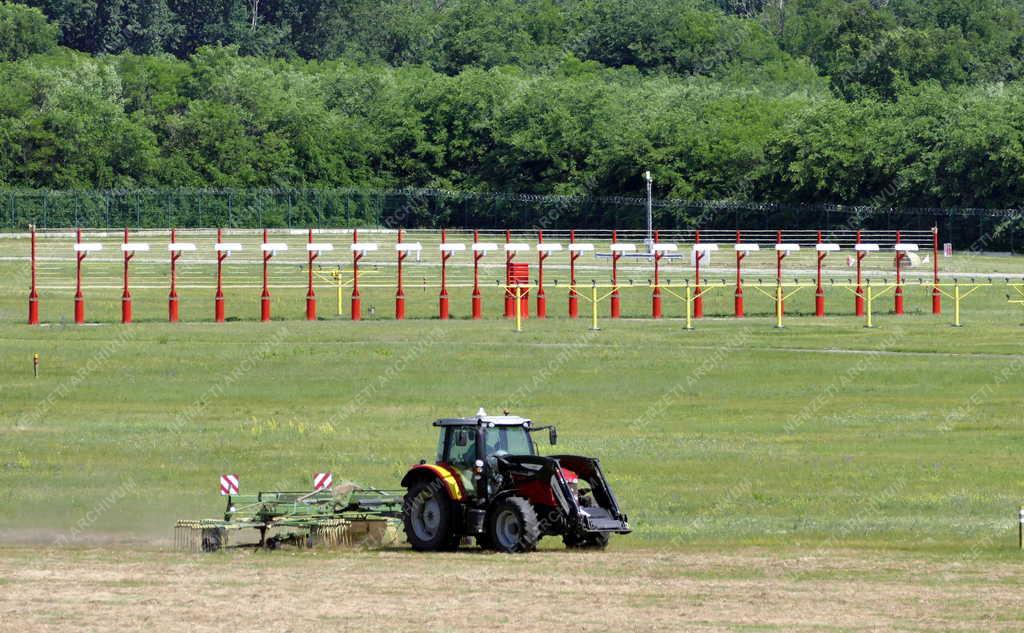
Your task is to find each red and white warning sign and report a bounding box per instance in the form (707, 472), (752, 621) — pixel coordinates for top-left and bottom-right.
(219, 474), (239, 495)
(313, 472), (333, 491)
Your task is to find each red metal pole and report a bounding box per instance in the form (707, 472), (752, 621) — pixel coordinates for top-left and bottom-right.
(652, 230), (662, 319)
(261, 228), (272, 322)
(351, 229), (362, 321)
(855, 229), (865, 316)
(168, 228), (180, 322)
(472, 230), (482, 319)
(439, 229), (450, 320)
(215, 228), (226, 322)
(74, 228), (85, 324)
(894, 230), (904, 315)
(815, 230), (825, 317)
(568, 230), (579, 318)
(536, 230), (547, 319)
(306, 228), (318, 321)
(504, 229), (514, 318)
(28, 224), (39, 325)
(396, 229), (406, 320)
(610, 230), (621, 318)
(694, 230), (703, 318)
(734, 230), (744, 318)
(932, 226), (941, 314)
(122, 227), (133, 324)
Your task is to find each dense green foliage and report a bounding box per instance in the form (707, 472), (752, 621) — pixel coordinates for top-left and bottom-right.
(0, 1), (56, 61)
(2, 1), (1024, 213)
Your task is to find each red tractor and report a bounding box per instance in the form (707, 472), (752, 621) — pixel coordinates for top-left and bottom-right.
(401, 410), (631, 552)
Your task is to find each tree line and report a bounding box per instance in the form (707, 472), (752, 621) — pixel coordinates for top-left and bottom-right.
(1, 0), (1024, 220)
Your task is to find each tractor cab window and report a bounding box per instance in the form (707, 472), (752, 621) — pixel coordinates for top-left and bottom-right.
(445, 427), (477, 467)
(484, 425), (535, 458)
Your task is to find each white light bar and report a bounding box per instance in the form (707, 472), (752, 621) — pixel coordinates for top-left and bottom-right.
(734, 243), (760, 252)
(815, 243), (840, 252)
(504, 243), (530, 252)
(395, 242), (422, 253)
(568, 243), (594, 253)
(261, 243), (288, 252)
(855, 243), (880, 252)
(350, 242), (378, 252)
(610, 243), (636, 253)
(439, 243), (466, 253)
(168, 242), (197, 252)
(215, 242), (242, 252)
(692, 244), (718, 253)
(537, 243), (562, 253)
(472, 242), (497, 252)
(775, 244), (801, 252)
(894, 244), (919, 252)
(652, 243), (679, 253)
(306, 243), (334, 252)
(73, 243), (102, 252)
(121, 243), (150, 252)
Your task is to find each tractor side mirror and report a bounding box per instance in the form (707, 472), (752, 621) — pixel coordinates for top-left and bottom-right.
(455, 430), (469, 447)
(549, 427), (557, 445)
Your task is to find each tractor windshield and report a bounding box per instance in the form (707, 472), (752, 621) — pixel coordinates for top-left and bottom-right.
(484, 425), (535, 457)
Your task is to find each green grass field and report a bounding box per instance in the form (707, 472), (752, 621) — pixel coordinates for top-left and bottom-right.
(5, 245), (1024, 631)
(3, 247), (1024, 557)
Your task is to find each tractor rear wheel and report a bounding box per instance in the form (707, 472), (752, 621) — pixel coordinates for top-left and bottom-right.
(487, 496), (540, 553)
(403, 479), (458, 551)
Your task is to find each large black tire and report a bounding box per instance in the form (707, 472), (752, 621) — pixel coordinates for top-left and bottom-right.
(403, 478), (459, 551)
(562, 531), (610, 550)
(487, 496), (541, 553)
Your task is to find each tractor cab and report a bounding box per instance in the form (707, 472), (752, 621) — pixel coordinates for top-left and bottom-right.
(435, 414), (550, 468)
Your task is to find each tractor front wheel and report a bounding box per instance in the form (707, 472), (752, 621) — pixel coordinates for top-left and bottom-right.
(562, 531), (610, 550)
(403, 479), (458, 551)
(487, 496), (540, 553)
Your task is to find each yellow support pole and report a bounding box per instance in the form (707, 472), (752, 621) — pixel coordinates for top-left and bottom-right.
(953, 279), (962, 327)
(864, 281), (874, 329)
(514, 285), (523, 333)
(684, 281), (694, 330)
(774, 281), (784, 329)
(590, 282), (600, 331)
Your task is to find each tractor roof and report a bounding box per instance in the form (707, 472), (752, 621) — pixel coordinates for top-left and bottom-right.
(433, 415), (532, 427)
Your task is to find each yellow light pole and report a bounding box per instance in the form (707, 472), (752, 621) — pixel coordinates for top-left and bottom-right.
(953, 279), (962, 327)
(590, 281), (600, 331)
(774, 280), (784, 329)
(684, 281), (694, 331)
(514, 285), (523, 332)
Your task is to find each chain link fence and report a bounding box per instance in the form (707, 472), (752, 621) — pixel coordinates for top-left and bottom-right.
(2, 188), (1022, 251)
